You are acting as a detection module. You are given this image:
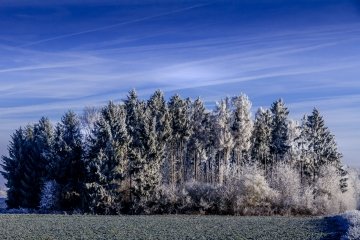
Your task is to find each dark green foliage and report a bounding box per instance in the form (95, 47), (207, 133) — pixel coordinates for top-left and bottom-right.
(51, 111), (85, 210)
(301, 108), (344, 185)
(270, 99), (290, 162)
(1, 128), (26, 208)
(9, 118), (54, 209)
(251, 108), (272, 173)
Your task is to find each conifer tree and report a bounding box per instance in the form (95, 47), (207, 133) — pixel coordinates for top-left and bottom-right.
(1, 128), (26, 208)
(302, 108), (344, 185)
(214, 97), (234, 184)
(21, 118), (54, 209)
(124, 90), (147, 209)
(187, 98), (208, 181)
(51, 111), (85, 210)
(231, 93), (253, 168)
(251, 108), (272, 174)
(145, 90), (171, 187)
(84, 102), (129, 214)
(167, 94), (191, 186)
(270, 99), (290, 162)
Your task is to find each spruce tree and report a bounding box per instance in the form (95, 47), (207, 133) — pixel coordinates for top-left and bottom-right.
(302, 108), (344, 185)
(51, 111), (85, 210)
(124, 89), (147, 209)
(231, 93), (253, 168)
(84, 102), (129, 214)
(145, 90), (171, 187)
(187, 98), (208, 182)
(270, 99), (290, 162)
(167, 94), (191, 186)
(1, 128), (26, 208)
(21, 118), (54, 209)
(251, 108), (272, 174)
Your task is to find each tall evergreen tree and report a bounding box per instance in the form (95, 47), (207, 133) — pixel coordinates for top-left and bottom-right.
(231, 93), (253, 168)
(84, 102), (129, 214)
(51, 111), (85, 210)
(146, 90), (171, 187)
(187, 98), (208, 182)
(124, 89), (147, 209)
(214, 97), (234, 185)
(23, 118), (54, 209)
(302, 108), (344, 185)
(167, 94), (191, 186)
(251, 108), (272, 174)
(1, 128), (26, 208)
(270, 99), (290, 162)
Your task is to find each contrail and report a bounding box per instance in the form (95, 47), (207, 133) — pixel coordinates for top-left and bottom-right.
(19, 3), (209, 48)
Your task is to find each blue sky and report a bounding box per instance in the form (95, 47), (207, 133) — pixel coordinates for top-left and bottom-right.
(0, 0), (360, 178)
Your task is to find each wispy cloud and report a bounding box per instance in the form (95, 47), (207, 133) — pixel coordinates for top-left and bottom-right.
(18, 3), (210, 48)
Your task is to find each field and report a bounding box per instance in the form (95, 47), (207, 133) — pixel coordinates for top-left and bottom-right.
(0, 214), (344, 240)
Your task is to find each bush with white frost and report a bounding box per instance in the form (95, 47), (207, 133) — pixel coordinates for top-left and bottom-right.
(144, 164), (360, 215)
(270, 163), (305, 214)
(229, 166), (277, 215)
(313, 165), (356, 215)
(40, 180), (59, 210)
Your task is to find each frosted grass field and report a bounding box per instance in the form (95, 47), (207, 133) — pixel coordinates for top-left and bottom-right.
(0, 214), (344, 240)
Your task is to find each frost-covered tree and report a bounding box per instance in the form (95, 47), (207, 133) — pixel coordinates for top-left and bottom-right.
(84, 102), (129, 214)
(80, 106), (100, 140)
(167, 94), (191, 186)
(124, 90), (147, 209)
(134, 91), (171, 212)
(286, 120), (301, 164)
(2, 89), (354, 216)
(270, 99), (290, 162)
(214, 97), (234, 185)
(51, 111), (85, 210)
(231, 93), (253, 168)
(302, 108), (344, 185)
(187, 98), (209, 182)
(251, 108), (272, 174)
(146, 90), (171, 185)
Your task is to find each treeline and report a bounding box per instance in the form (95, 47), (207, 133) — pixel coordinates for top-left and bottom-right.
(1, 89), (358, 215)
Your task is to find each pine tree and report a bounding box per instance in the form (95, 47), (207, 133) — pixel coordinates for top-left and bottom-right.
(187, 98), (208, 182)
(51, 111), (85, 210)
(84, 102), (129, 214)
(1, 128), (26, 208)
(231, 93), (253, 169)
(124, 89), (147, 209)
(302, 108), (344, 185)
(270, 99), (290, 162)
(19, 118), (54, 209)
(167, 94), (191, 186)
(145, 90), (171, 188)
(251, 108), (272, 174)
(214, 97), (234, 185)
